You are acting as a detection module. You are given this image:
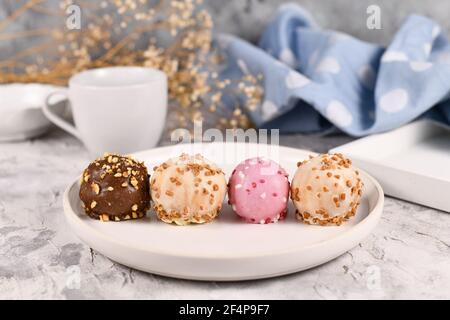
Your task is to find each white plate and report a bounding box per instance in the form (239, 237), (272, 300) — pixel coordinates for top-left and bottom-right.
(0, 83), (66, 141)
(331, 120), (450, 213)
(63, 142), (384, 281)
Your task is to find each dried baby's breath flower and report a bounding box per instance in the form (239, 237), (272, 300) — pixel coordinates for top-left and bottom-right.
(0, 0), (263, 133)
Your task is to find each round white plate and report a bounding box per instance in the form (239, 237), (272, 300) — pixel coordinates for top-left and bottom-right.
(63, 142), (384, 281)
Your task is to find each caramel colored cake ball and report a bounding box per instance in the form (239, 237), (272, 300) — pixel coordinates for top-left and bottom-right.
(150, 153), (227, 225)
(291, 153), (363, 226)
(79, 153), (150, 221)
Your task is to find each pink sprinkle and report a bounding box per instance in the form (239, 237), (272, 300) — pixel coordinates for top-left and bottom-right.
(259, 179), (265, 183)
(272, 192), (278, 197)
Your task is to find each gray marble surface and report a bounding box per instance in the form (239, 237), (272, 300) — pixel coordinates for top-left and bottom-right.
(0, 129), (449, 299)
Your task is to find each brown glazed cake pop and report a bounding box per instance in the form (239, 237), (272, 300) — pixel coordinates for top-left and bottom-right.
(79, 153), (150, 221)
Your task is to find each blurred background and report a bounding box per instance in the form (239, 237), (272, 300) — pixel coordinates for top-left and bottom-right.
(1, 0), (449, 141)
(207, 0), (450, 45)
(2, 0), (450, 49)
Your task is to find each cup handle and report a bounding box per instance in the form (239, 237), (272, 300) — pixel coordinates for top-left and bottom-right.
(43, 91), (81, 140)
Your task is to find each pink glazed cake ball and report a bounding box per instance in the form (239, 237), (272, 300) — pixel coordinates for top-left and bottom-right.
(228, 157), (289, 224)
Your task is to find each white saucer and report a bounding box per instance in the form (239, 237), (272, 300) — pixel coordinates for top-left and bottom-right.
(0, 83), (66, 142)
(63, 142), (384, 281)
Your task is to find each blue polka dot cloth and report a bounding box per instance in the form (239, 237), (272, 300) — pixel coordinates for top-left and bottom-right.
(216, 3), (450, 136)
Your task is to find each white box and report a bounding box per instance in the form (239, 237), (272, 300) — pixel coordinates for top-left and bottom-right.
(331, 120), (450, 212)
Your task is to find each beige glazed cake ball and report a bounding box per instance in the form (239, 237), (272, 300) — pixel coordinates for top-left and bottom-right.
(291, 153), (363, 226)
(150, 153), (227, 225)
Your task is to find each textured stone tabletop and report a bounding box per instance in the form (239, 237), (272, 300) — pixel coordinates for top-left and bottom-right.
(0, 129), (449, 299)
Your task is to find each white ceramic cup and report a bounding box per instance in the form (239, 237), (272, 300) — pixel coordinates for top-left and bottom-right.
(43, 66), (167, 156)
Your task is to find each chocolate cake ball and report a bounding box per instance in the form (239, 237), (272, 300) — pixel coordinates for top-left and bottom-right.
(79, 153), (151, 221)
